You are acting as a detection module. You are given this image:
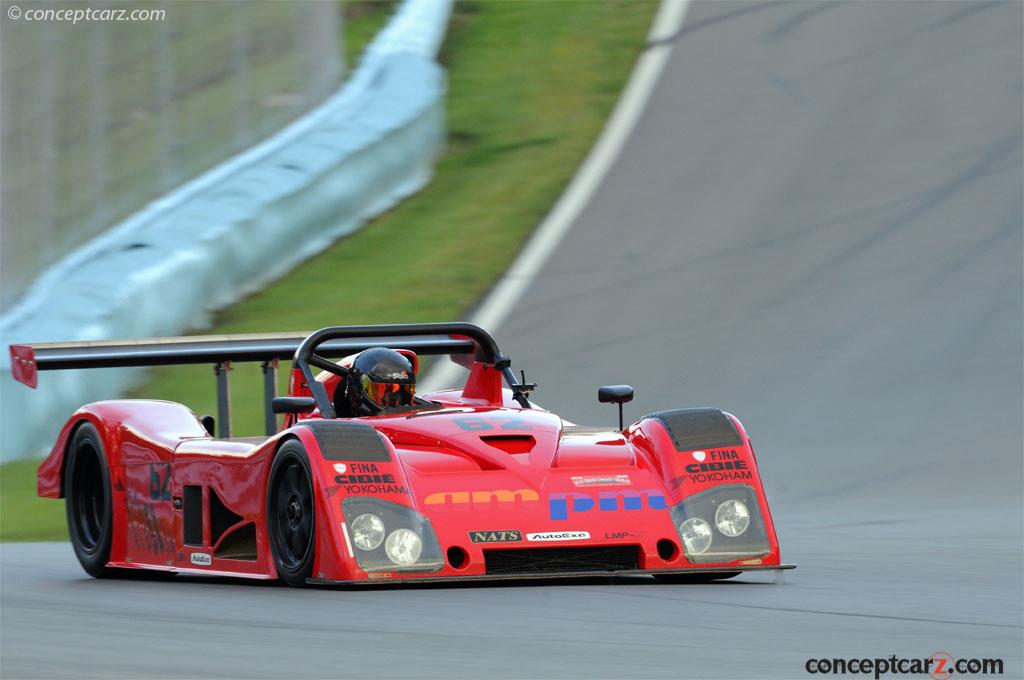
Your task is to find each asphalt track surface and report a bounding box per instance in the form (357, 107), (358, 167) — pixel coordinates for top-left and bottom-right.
(3, 2), (1022, 678)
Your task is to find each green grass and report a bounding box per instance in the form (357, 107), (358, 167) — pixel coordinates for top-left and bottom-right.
(0, 0), (658, 541)
(0, 459), (66, 542)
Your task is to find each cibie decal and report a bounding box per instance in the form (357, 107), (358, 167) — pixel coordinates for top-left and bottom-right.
(190, 552), (212, 566)
(571, 474), (630, 487)
(549, 489), (666, 521)
(469, 530), (522, 543)
(424, 489), (539, 508)
(334, 462), (407, 495)
(526, 531), (590, 542)
(670, 449), (752, 487)
(691, 451), (706, 462)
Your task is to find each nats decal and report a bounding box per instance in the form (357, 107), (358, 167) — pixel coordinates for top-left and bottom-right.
(469, 530), (522, 543)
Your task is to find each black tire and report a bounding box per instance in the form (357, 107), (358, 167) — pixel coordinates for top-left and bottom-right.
(654, 571), (741, 584)
(64, 423), (113, 578)
(267, 440), (316, 586)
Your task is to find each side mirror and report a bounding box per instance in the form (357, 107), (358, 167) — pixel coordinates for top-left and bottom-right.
(598, 385), (634, 431)
(598, 385), (634, 404)
(272, 396), (316, 414)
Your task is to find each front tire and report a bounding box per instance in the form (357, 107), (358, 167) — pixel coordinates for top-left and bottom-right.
(267, 441), (316, 586)
(65, 423), (113, 577)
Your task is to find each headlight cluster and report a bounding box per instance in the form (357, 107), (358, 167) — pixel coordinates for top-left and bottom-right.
(342, 498), (443, 573)
(669, 484), (769, 563)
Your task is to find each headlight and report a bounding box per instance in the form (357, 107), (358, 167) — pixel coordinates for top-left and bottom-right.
(679, 518), (713, 555)
(714, 499), (750, 537)
(668, 484), (769, 563)
(342, 497), (443, 573)
(385, 528), (423, 566)
(351, 513), (385, 551)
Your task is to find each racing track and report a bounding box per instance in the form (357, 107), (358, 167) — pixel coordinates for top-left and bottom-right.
(2, 2), (1022, 678)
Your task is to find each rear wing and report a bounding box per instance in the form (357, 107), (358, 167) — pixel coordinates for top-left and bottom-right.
(9, 323), (502, 437)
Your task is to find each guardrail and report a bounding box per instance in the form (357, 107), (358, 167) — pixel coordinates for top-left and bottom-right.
(0, 0), (454, 460)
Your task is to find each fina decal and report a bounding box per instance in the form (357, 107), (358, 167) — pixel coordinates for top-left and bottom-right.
(334, 462), (407, 495)
(526, 531), (591, 542)
(670, 449), (753, 487)
(190, 552), (212, 566)
(692, 451), (706, 462)
(333, 463), (347, 474)
(469, 530), (522, 543)
(571, 474), (630, 487)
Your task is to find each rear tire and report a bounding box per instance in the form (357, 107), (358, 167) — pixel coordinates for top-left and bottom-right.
(654, 571), (740, 583)
(267, 440), (316, 586)
(65, 423), (113, 578)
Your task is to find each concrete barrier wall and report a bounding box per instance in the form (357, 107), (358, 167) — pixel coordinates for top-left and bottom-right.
(0, 0), (453, 460)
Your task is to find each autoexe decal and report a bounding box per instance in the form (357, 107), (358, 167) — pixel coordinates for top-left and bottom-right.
(526, 531), (590, 542)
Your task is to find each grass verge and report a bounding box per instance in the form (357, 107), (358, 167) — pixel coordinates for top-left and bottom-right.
(0, 0), (658, 541)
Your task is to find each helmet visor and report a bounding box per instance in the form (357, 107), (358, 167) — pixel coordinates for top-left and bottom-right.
(360, 374), (415, 408)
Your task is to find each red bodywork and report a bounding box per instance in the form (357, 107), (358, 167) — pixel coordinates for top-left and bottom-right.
(32, 353), (786, 584)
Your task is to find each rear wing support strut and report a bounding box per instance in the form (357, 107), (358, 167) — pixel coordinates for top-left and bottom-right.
(261, 360), (278, 437)
(214, 361), (233, 438)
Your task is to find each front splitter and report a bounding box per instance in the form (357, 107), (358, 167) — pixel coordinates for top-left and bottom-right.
(308, 563), (796, 587)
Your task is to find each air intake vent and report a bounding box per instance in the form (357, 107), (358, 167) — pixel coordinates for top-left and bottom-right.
(480, 435), (535, 454)
(484, 546), (639, 575)
(645, 408), (741, 451)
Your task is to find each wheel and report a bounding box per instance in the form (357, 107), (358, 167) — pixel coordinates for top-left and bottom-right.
(65, 423), (113, 577)
(654, 571), (741, 583)
(267, 440), (316, 586)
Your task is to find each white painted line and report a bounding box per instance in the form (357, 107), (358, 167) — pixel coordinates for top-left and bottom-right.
(423, 0), (691, 392)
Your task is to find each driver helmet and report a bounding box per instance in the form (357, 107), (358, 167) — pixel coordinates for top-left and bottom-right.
(348, 347), (415, 415)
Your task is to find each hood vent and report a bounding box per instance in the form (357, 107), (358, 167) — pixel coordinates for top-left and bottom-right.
(479, 435), (535, 455)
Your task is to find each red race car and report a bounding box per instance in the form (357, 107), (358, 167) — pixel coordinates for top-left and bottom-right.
(10, 323), (793, 586)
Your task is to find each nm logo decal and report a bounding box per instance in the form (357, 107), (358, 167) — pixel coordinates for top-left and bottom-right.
(425, 489), (539, 508)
